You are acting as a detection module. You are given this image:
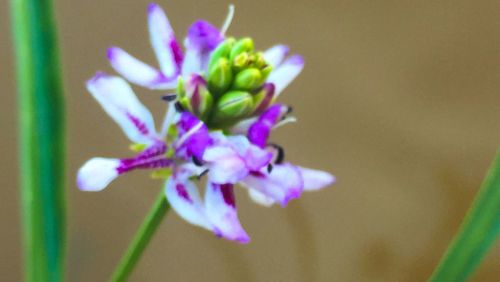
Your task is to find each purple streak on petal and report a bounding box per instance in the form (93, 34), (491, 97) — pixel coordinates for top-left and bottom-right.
(116, 157), (172, 174)
(219, 184), (235, 208)
(170, 39), (184, 67)
(248, 104), (285, 148)
(176, 112), (213, 160)
(187, 20), (224, 51)
(126, 112), (150, 136)
(176, 183), (193, 203)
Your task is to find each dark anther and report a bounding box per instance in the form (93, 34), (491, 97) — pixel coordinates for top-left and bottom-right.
(268, 143), (285, 164)
(267, 164), (273, 173)
(286, 105), (293, 114)
(197, 169), (209, 180)
(192, 156), (203, 166)
(162, 94), (177, 102)
(174, 101), (185, 112)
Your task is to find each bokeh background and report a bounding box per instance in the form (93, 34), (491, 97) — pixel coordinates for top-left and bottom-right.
(1, 0), (500, 281)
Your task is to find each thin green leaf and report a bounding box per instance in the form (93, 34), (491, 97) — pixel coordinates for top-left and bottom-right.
(430, 149), (500, 282)
(10, 0), (66, 281)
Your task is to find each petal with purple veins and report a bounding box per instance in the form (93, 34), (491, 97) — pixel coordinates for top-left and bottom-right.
(165, 175), (212, 230)
(205, 183), (250, 243)
(107, 47), (176, 89)
(148, 3), (183, 77)
(86, 73), (157, 143)
(266, 55), (304, 96)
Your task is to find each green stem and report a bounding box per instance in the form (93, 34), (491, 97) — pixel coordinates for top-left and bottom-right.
(110, 191), (170, 282)
(430, 149), (500, 282)
(10, 0), (66, 281)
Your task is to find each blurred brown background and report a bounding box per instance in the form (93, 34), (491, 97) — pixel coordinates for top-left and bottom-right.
(1, 0), (500, 281)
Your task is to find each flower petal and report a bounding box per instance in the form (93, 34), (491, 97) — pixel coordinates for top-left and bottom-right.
(247, 189), (275, 207)
(266, 55), (304, 96)
(263, 45), (289, 67)
(107, 47), (176, 89)
(247, 104), (288, 148)
(182, 20), (224, 75)
(240, 163), (303, 206)
(165, 175), (212, 230)
(175, 112), (212, 160)
(205, 183), (250, 243)
(148, 3), (183, 77)
(77, 158), (121, 191)
(298, 166), (335, 191)
(87, 73), (157, 143)
(203, 146), (248, 184)
(226, 136), (272, 171)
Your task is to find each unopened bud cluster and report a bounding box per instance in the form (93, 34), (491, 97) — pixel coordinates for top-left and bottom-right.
(177, 37), (275, 128)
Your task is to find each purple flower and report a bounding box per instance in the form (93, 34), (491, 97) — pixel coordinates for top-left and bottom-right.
(78, 3), (335, 243)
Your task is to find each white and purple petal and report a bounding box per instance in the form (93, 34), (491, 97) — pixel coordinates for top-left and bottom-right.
(203, 146), (248, 184)
(107, 47), (176, 90)
(298, 166), (335, 191)
(165, 174), (212, 230)
(182, 20), (224, 75)
(148, 3), (183, 77)
(247, 189), (275, 207)
(205, 183), (250, 243)
(267, 55), (304, 96)
(175, 112), (212, 160)
(77, 158), (121, 191)
(240, 163), (303, 206)
(247, 104), (288, 148)
(86, 73), (157, 143)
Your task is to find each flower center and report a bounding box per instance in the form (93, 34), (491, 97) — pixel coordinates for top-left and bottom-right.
(176, 37), (273, 129)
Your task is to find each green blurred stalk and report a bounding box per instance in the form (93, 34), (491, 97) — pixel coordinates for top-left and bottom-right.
(430, 150), (500, 282)
(110, 191), (170, 282)
(10, 0), (66, 281)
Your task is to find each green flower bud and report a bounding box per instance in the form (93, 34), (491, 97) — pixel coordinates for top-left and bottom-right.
(208, 38), (235, 71)
(253, 52), (267, 69)
(212, 90), (254, 122)
(229, 38), (254, 61)
(233, 68), (262, 91)
(183, 74), (213, 120)
(208, 58), (233, 96)
(232, 52), (251, 72)
(260, 65), (273, 81)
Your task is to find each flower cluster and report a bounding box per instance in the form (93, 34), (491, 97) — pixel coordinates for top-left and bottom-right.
(77, 3), (335, 243)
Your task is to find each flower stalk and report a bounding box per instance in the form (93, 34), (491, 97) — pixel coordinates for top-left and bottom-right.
(10, 0), (66, 281)
(110, 190), (170, 282)
(430, 149), (500, 281)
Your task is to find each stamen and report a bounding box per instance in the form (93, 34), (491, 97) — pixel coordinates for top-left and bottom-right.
(220, 4), (235, 35)
(286, 105), (293, 114)
(274, 116), (297, 130)
(162, 94), (177, 102)
(192, 156), (204, 166)
(267, 164), (273, 173)
(268, 143), (285, 164)
(174, 101), (185, 112)
(197, 169), (209, 180)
